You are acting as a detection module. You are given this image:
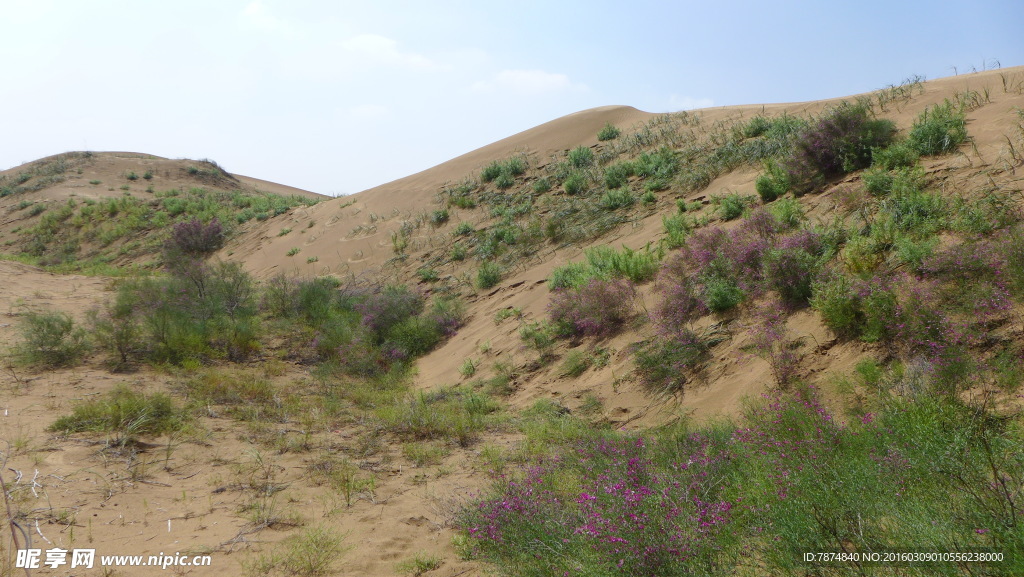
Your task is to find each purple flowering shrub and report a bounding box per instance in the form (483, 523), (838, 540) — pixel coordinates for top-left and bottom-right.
(782, 101), (896, 195)
(169, 217), (223, 256)
(463, 386), (1023, 575)
(548, 278), (637, 338)
(462, 436), (736, 575)
(747, 300), (800, 386)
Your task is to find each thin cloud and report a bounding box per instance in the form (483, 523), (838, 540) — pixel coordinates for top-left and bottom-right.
(668, 94), (715, 111)
(472, 69), (588, 95)
(341, 34), (437, 70)
(239, 1), (295, 36)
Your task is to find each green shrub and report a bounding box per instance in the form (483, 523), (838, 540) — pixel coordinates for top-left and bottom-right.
(506, 157), (526, 176)
(603, 162), (634, 189)
(519, 321), (556, 358)
(717, 193), (747, 220)
(476, 262), (501, 289)
(755, 161), (789, 202)
(453, 222), (474, 236)
(563, 172), (587, 195)
(494, 173), (514, 190)
(481, 161), (503, 182)
(908, 100), (968, 155)
(429, 209), (449, 226)
(15, 310), (90, 368)
(810, 272), (863, 338)
(549, 261), (599, 290)
(769, 198), (804, 229)
(597, 123), (621, 141)
(533, 177), (552, 193)
(703, 276), (744, 312)
(567, 146), (594, 169)
(247, 526), (347, 577)
(743, 115), (772, 138)
(871, 141), (919, 170)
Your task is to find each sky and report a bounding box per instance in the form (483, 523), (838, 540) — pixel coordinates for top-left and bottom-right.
(1, 0), (1021, 196)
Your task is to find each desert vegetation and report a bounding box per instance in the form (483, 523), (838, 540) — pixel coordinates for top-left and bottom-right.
(3, 69), (1024, 576)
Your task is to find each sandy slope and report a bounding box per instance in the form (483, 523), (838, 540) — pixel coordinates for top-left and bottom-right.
(1, 66), (1023, 576)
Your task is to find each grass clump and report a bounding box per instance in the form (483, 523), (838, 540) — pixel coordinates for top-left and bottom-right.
(599, 188), (634, 210)
(549, 244), (660, 290)
(908, 100), (968, 155)
(246, 526), (347, 577)
(559, 349), (592, 377)
(49, 385), (187, 444)
(396, 553), (442, 576)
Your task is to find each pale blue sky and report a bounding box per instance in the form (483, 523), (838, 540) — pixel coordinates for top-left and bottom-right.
(1, 0), (1020, 195)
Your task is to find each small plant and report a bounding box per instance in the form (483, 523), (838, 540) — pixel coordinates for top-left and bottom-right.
(494, 307), (523, 324)
(633, 331), (713, 394)
(755, 161), (789, 202)
(563, 172), (587, 195)
(520, 320), (556, 354)
(559, 349), (592, 377)
(663, 213), (690, 248)
(306, 256), (319, 264)
(476, 261), (501, 289)
(417, 267), (439, 282)
(603, 161), (634, 189)
(453, 222), (474, 236)
(246, 526), (347, 577)
(494, 173), (514, 190)
(459, 358), (478, 378)
(717, 193), (747, 220)
(89, 179), (101, 185)
(908, 100), (968, 155)
(600, 188), (634, 210)
(533, 177), (552, 193)
(396, 552), (442, 576)
(481, 160), (503, 182)
(49, 385), (187, 444)
(286, 247), (301, 257)
(597, 122), (621, 141)
(568, 146), (594, 169)
(143, 170), (154, 180)
(278, 227), (292, 236)
(429, 209), (449, 226)
(126, 171), (139, 181)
